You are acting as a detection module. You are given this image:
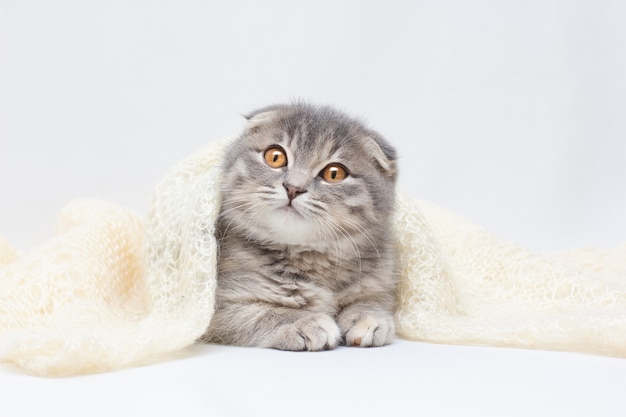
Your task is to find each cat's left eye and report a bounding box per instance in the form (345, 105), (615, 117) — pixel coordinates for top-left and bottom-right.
(264, 146), (287, 168)
(320, 164), (348, 183)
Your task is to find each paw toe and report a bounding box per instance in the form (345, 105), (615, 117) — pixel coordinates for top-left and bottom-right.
(273, 313), (340, 351)
(343, 313), (394, 348)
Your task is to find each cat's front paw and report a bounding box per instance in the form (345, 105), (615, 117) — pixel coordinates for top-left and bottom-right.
(272, 313), (341, 352)
(338, 309), (395, 347)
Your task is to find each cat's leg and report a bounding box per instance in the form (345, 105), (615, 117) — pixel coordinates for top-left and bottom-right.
(337, 303), (395, 347)
(203, 303), (341, 351)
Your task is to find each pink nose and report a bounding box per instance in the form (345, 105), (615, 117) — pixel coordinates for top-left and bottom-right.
(283, 183), (307, 202)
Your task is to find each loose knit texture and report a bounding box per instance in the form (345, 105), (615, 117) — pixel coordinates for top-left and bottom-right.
(1, 139), (625, 376)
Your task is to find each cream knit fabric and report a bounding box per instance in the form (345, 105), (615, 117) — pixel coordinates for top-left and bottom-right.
(1, 139), (624, 376)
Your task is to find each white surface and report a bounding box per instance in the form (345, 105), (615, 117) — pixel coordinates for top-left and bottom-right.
(4, 340), (626, 417)
(1, 1), (625, 416)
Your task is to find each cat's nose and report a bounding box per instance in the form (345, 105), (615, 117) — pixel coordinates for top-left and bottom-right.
(283, 183), (307, 202)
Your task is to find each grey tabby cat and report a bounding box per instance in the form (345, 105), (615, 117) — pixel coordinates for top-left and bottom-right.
(200, 103), (398, 350)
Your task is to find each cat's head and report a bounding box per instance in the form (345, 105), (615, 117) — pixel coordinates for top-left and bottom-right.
(219, 103), (397, 249)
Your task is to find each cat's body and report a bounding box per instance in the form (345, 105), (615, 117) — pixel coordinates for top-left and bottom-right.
(200, 103), (399, 350)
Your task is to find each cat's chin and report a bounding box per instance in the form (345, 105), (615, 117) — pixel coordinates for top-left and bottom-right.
(259, 207), (328, 249)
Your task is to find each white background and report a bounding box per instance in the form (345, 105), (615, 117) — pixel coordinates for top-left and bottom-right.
(1, 1), (626, 416)
(1, 0), (624, 253)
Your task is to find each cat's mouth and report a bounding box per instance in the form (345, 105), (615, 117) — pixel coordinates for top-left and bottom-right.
(278, 203), (305, 219)
(263, 202), (324, 247)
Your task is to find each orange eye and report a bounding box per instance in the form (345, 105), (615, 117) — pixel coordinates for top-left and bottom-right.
(321, 164), (348, 183)
(264, 146), (287, 168)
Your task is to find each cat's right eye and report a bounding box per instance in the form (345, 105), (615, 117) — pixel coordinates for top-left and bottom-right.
(263, 146), (288, 168)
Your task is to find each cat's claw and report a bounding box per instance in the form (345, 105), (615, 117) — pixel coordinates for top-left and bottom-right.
(272, 313), (341, 351)
(339, 311), (395, 347)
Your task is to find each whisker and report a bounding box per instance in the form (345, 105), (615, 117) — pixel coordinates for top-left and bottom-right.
(324, 215), (362, 279)
(341, 216), (381, 258)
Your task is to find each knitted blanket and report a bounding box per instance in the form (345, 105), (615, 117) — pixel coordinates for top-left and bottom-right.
(1, 139), (625, 376)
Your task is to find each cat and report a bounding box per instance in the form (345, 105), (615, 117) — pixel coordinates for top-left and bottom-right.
(199, 103), (399, 351)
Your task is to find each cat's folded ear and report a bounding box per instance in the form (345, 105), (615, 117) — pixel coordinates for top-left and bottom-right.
(243, 106), (282, 132)
(363, 136), (397, 178)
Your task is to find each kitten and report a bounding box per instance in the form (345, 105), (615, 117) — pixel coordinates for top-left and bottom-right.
(200, 103), (399, 350)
